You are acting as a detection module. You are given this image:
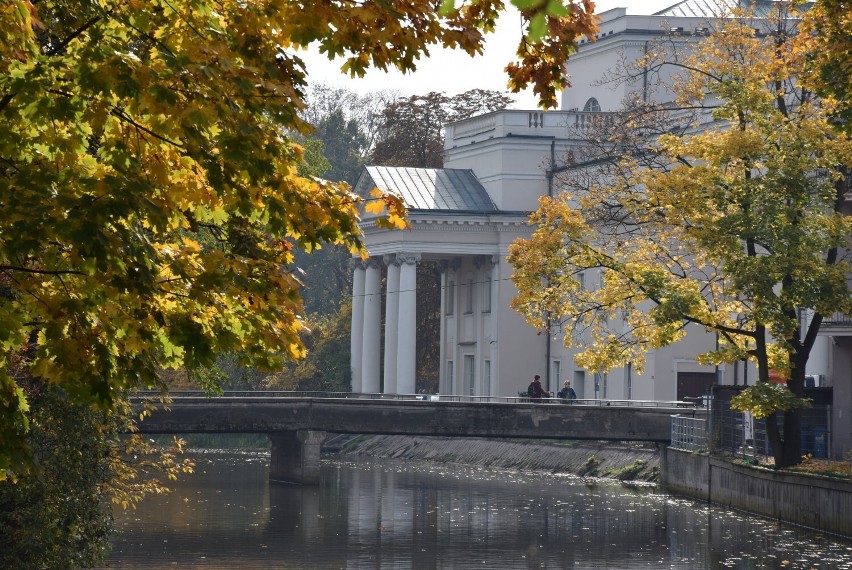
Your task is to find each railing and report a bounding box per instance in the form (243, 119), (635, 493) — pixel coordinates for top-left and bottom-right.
(713, 402), (832, 460)
(670, 415), (708, 452)
(134, 390), (700, 409)
(822, 312), (852, 327)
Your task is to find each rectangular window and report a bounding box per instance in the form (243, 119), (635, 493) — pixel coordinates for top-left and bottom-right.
(464, 355), (475, 396)
(446, 280), (455, 315)
(447, 361), (454, 393)
(626, 362), (632, 400)
(594, 371), (608, 399)
(574, 370), (585, 399)
(464, 277), (474, 314)
(484, 360), (491, 397)
(483, 277), (492, 313)
(553, 360), (561, 386)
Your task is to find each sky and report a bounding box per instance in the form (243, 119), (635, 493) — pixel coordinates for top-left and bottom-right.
(297, 0), (678, 109)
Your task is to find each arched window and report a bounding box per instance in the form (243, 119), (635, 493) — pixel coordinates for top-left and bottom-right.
(583, 97), (601, 113)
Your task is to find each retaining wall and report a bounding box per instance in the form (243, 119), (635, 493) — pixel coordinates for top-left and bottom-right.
(662, 447), (852, 539)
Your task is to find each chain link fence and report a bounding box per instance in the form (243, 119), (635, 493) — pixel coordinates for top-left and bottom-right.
(670, 385), (833, 460)
(711, 385), (831, 460)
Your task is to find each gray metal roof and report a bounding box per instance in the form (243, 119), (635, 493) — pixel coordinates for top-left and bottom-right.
(654, 0), (733, 17)
(654, 0), (787, 18)
(358, 166), (498, 213)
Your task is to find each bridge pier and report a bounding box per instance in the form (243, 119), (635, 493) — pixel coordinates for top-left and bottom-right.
(269, 430), (326, 485)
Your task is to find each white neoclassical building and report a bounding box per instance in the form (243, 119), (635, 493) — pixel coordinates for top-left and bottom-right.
(348, 0), (850, 457)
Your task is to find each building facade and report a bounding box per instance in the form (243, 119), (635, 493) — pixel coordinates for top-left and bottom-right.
(348, 0), (850, 457)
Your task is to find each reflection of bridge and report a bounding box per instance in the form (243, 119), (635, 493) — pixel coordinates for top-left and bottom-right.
(136, 392), (704, 484)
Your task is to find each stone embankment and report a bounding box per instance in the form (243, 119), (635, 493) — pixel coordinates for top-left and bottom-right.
(328, 434), (660, 483)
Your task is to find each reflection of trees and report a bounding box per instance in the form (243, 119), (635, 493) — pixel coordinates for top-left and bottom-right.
(109, 456), (846, 568)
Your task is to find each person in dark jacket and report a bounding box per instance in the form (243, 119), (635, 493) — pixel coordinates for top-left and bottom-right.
(527, 375), (549, 401)
(558, 380), (577, 401)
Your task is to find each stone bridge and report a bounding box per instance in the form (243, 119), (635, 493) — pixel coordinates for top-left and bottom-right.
(136, 393), (705, 484)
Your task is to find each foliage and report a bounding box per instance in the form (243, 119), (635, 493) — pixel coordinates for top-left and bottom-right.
(0, 384), (192, 569)
(0, 0), (595, 479)
(372, 89), (516, 168)
(415, 262), (442, 392)
(730, 383), (811, 420)
(800, 0), (852, 133)
(267, 304), (353, 392)
(314, 109), (368, 186)
(508, 7), (852, 467)
(303, 84), (399, 157)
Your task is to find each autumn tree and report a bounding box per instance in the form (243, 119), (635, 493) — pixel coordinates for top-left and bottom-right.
(801, 0), (852, 133)
(303, 84), (399, 157)
(509, 8), (852, 467)
(0, 382), (192, 568)
(372, 89), (515, 167)
(0, 0), (598, 478)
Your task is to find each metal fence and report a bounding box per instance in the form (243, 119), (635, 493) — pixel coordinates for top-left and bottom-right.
(670, 415), (708, 452)
(135, 390), (698, 409)
(710, 385), (832, 460)
(669, 386), (833, 459)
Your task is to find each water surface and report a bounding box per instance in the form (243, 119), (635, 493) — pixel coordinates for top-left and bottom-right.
(100, 451), (852, 569)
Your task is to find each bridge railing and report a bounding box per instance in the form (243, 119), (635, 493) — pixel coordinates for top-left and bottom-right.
(670, 415), (708, 452)
(133, 390), (699, 409)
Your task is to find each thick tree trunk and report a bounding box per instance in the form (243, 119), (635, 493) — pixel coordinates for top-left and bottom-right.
(766, 368), (806, 468)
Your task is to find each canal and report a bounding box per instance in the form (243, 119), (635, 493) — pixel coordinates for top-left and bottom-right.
(99, 450), (852, 569)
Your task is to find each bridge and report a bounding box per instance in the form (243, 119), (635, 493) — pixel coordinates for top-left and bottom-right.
(136, 392), (705, 484)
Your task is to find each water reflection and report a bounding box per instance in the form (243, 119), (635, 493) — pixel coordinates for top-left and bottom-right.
(100, 452), (852, 569)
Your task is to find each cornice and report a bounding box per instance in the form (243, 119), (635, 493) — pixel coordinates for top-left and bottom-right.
(361, 218), (531, 234)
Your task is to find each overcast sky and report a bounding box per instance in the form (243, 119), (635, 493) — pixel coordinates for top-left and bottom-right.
(297, 0), (678, 109)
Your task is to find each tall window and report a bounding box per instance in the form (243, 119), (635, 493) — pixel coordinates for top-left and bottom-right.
(447, 361), (454, 393)
(626, 362), (633, 400)
(594, 371), (608, 399)
(482, 276), (492, 313)
(583, 97), (600, 112)
(464, 355), (475, 395)
(464, 276), (474, 314)
(484, 360), (491, 397)
(446, 280), (455, 315)
(553, 360), (561, 386)
(574, 370), (585, 399)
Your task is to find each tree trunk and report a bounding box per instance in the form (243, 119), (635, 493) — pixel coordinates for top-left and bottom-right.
(779, 370), (806, 468)
(766, 368), (806, 468)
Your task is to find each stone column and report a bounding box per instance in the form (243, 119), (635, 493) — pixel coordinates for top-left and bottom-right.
(269, 430), (326, 484)
(361, 258), (382, 394)
(350, 259), (366, 393)
(383, 255), (401, 394)
(396, 252), (420, 394)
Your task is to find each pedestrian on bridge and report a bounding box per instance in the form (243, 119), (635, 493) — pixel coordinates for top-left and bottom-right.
(527, 375), (549, 401)
(558, 380), (577, 401)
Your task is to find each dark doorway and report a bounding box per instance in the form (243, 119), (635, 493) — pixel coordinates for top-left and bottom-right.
(677, 371), (716, 400)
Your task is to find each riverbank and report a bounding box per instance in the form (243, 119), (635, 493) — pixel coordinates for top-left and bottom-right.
(331, 434), (660, 483)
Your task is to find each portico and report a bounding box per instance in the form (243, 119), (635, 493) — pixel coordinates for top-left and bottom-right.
(349, 166), (533, 396)
(350, 252), (420, 395)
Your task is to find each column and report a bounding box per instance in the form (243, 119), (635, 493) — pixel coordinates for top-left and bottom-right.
(383, 255), (401, 394)
(361, 258), (382, 393)
(269, 430), (326, 485)
(396, 252), (420, 394)
(350, 259), (365, 393)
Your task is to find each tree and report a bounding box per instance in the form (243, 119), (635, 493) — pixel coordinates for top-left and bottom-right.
(303, 84), (398, 157)
(1, 0), (598, 478)
(509, 8), (852, 467)
(800, 0), (852, 132)
(314, 109), (368, 187)
(372, 89), (515, 168)
(0, 383), (192, 568)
